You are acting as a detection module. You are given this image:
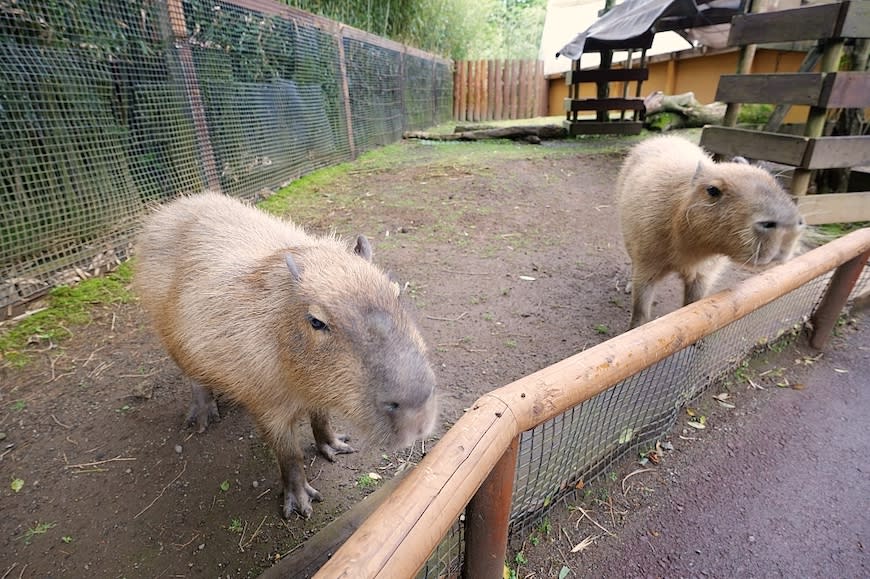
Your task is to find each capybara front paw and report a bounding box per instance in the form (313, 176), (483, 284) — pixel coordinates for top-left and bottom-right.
(283, 482), (323, 519)
(316, 435), (356, 462)
(186, 399), (220, 433)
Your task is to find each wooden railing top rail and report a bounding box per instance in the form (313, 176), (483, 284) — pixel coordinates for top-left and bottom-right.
(315, 228), (870, 578)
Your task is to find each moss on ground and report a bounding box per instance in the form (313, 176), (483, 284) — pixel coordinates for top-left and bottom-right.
(0, 261), (134, 367)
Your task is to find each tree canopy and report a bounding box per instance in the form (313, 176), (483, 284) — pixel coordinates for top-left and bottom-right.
(284, 0), (547, 60)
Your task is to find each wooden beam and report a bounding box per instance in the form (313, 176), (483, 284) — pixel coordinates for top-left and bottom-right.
(563, 97), (645, 112)
(791, 36), (845, 195)
(810, 249), (870, 349)
(797, 192), (870, 225)
(336, 26), (356, 160)
(716, 73), (826, 106)
(461, 436), (519, 579)
(842, 0), (870, 39)
(701, 126), (809, 167)
(494, 59), (504, 121)
(565, 68), (649, 84)
(563, 120), (644, 135)
(727, 2), (846, 46)
(804, 136), (870, 170)
(825, 72), (870, 108)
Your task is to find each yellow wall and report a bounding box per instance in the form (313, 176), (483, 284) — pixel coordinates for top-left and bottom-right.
(549, 48), (813, 124)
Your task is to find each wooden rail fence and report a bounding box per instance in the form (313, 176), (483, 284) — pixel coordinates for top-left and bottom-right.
(453, 59), (547, 122)
(309, 227), (870, 578)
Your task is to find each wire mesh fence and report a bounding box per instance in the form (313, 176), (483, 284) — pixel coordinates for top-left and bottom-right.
(0, 0), (452, 320)
(417, 265), (869, 577)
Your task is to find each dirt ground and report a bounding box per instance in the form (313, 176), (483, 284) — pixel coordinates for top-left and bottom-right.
(0, 133), (865, 578)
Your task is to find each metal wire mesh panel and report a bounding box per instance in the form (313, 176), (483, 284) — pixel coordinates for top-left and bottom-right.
(415, 519), (464, 579)
(1, 0), (187, 308)
(404, 55), (453, 132)
(509, 272), (832, 531)
(343, 37), (405, 152)
(417, 266), (860, 576)
(185, 0), (352, 196)
(0, 0), (452, 318)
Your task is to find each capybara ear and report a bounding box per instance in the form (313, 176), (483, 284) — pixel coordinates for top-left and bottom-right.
(284, 254), (301, 281)
(691, 160), (704, 183)
(354, 234), (373, 262)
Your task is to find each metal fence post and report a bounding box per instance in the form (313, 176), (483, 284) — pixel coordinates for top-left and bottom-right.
(810, 249), (870, 349)
(461, 435), (520, 579)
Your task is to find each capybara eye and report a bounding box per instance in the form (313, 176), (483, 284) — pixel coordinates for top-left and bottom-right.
(385, 402), (399, 412)
(758, 221), (777, 230)
(706, 185), (721, 198)
(308, 315), (328, 331)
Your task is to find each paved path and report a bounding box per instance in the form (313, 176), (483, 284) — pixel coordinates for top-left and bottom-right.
(573, 314), (869, 578)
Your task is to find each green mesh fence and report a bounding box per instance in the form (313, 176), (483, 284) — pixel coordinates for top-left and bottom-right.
(0, 0), (452, 318)
(416, 266), (870, 577)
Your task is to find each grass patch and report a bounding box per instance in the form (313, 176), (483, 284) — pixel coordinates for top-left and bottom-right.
(0, 261), (134, 367)
(18, 521), (56, 545)
(815, 221), (868, 239)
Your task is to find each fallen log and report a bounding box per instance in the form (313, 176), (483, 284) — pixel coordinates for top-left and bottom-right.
(643, 91), (726, 130)
(404, 124), (567, 143)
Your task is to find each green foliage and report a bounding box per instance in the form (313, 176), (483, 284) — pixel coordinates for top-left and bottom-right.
(282, 0), (547, 59)
(594, 324), (610, 335)
(737, 104), (773, 125)
(19, 522), (56, 545)
(815, 222), (868, 238)
(0, 262), (133, 367)
(356, 473), (380, 488)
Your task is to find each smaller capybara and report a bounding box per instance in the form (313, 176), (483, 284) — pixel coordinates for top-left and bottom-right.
(616, 135), (805, 329)
(134, 192), (438, 518)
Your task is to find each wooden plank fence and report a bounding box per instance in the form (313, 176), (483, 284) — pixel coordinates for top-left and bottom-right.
(454, 59), (547, 122)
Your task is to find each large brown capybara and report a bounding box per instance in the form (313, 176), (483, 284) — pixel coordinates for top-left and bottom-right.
(617, 135), (805, 329)
(134, 192), (438, 518)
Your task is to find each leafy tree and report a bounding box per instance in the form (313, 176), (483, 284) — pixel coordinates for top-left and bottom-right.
(282, 0), (547, 60)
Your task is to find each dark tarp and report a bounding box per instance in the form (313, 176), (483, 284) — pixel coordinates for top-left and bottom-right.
(556, 0), (745, 59)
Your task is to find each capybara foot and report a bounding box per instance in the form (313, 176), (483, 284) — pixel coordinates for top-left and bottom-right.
(283, 482), (323, 519)
(186, 383), (220, 433)
(316, 434), (356, 462)
(186, 400), (220, 433)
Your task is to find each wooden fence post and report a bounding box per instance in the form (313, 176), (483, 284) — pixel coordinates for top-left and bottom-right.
(336, 25), (357, 160)
(461, 435), (520, 579)
(810, 249), (869, 349)
(166, 0), (221, 192)
(790, 37), (845, 196)
(459, 60), (468, 122)
(494, 59), (504, 121)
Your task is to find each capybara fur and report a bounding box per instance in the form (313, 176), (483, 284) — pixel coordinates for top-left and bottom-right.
(134, 192), (438, 518)
(617, 135), (804, 329)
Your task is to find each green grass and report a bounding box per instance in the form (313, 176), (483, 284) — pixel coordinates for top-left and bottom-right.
(18, 521), (56, 545)
(0, 261), (134, 367)
(815, 221), (868, 238)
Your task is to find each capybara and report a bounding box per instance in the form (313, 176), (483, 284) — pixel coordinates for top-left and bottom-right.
(134, 192), (438, 518)
(616, 135), (804, 329)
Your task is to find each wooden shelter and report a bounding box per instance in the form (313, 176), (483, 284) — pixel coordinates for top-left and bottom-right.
(700, 0), (870, 224)
(563, 32), (653, 135)
(557, 0), (745, 135)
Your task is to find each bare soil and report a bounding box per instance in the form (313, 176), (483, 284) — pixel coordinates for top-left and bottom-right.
(1, 134), (865, 578)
